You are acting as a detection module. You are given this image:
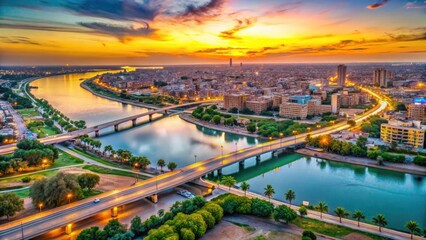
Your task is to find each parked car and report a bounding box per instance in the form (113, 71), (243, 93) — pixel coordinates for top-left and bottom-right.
(93, 198), (100, 203)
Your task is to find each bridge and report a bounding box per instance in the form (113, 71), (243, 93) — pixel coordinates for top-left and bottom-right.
(0, 88), (388, 240)
(0, 101), (217, 155)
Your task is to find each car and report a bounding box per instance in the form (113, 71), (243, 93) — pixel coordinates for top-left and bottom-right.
(93, 198), (100, 203)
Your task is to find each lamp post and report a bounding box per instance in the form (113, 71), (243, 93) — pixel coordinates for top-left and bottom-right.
(292, 130), (297, 145)
(268, 137), (272, 150)
(221, 145), (224, 165)
(38, 203), (43, 213)
(235, 142), (238, 160)
(133, 163), (139, 183)
(279, 133), (283, 147)
(42, 159), (47, 170)
(67, 193), (72, 204)
(194, 154), (197, 163)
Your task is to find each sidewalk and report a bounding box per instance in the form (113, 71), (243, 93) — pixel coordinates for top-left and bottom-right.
(296, 148), (426, 176)
(203, 179), (422, 240)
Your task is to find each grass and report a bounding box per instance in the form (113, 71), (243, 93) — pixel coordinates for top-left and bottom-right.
(17, 108), (40, 119)
(0, 170), (58, 184)
(30, 124), (60, 138)
(50, 150), (84, 168)
(14, 188), (30, 198)
(70, 148), (128, 168)
(291, 216), (388, 240)
(81, 189), (103, 199)
(83, 165), (147, 180)
(228, 221), (256, 232)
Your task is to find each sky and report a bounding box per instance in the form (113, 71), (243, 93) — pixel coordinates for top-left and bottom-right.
(0, 0), (425, 65)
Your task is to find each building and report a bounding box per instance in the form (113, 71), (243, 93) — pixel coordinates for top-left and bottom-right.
(331, 93), (341, 114)
(245, 100), (272, 114)
(229, 58), (232, 67)
(337, 64), (346, 87)
(380, 120), (426, 148)
(307, 99), (332, 115)
(373, 68), (391, 88)
(280, 102), (308, 119)
(223, 94), (248, 110)
(289, 95), (312, 104)
(408, 103), (426, 121)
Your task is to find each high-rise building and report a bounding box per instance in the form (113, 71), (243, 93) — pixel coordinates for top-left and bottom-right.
(337, 64), (346, 87)
(331, 93), (341, 114)
(373, 68), (391, 87)
(408, 103), (426, 121)
(229, 58), (232, 67)
(380, 120), (426, 148)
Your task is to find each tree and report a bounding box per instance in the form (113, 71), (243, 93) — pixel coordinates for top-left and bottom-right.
(372, 214), (388, 232)
(77, 226), (107, 240)
(247, 124), (256, 133)
(273, 205), (297, 224)
(302, 230), (317, 240)
(284, 189), (296, 207)
(144, 224), (177, 240)
(356, 136), (368, 149)
(251, 198), (274, 217)
(352, 210), (365, 227)
(180, 228), (195, 240)
(30, 172), (81, 208)
(299, 206), (308, 217)
(0, 192), (24, 221)
(196, 210), (216, 229)
(77, 173), (100, 191)
(377, 155), (384, 166)
(334, 207), (349, 223)
(130, 216), (143, 236)
(103, 145), (113, 156)
(405, 221), (421, 239)
(104, 219), (127, 238)
(221, 176), (236, 190)
(212, 115), (221, 124)
(203, 202), (223, 222)
(240, 181), (250, 196)
(167, 162), (177, 171)
(315, 201), (328, 219)
(264, 184), (275, 202)
(157, 159), (166, 172)
(347, 120), (356, 127)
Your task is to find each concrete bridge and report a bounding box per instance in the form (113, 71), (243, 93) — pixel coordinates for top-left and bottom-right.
(0, 100), (217, 155)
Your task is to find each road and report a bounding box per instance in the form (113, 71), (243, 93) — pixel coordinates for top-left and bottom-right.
(0, 100), (218, 155)
(3, 101), (28, 140)
(0, 91), (389, 240)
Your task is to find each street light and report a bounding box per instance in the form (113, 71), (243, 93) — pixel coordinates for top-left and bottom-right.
(133, 163), (139, 183)
(194, 154), (197, 163)
(292, 130), (297, 145)
(279, 132), (283, 147)
(38, 203), (43, 213)
(42, 159), (48, 170)
(67, 193), (72, 203)
(235, 142), (238, 160)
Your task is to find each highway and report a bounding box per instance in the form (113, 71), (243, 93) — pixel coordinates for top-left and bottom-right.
(0, 88), (388, 240)
(0, 100), (218, 155)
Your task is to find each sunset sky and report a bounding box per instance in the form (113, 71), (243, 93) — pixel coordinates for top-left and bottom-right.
(0, 0), (425, 65)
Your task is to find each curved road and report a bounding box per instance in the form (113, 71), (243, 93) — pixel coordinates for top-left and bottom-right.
(0, 87), (389, 240)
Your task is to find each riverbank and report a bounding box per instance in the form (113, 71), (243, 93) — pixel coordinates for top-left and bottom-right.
(179, 113), (261, 138)
(296, 148), (426, 176)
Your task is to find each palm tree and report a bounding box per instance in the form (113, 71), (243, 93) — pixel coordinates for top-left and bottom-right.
(264, 184), (275, 202)
(240, 182), (250, 196)
(221, 176), (236, 190)
(372, 214), (388, 232)
(167, 162), (177, 171)
(334, 207), (349, 223)
(352, 210), (365, 227)
(405, 221), (421, 239)
(103, 145), (113, 156)
(316, 201), (328, 219)
(157, 159), (166, 172)
(284, 189), (296, 207)
(110, 149), (116, 159)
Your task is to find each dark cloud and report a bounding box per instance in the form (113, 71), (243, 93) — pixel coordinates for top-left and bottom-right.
(367, 0), (389, 9)
(246, 46), (280, 56)
(78, 22), (155, 42)
(0, 22), (88, 33)
(0, 36), (41, 45)
(180, 0), (225, 17)
(65, 0), (160, 21)
(385, 32), (426, 41)
(219, 18), (256, 39)
(196, 47), (248, 54)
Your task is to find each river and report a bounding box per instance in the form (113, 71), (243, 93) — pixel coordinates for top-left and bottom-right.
(31, 72), (426, 231)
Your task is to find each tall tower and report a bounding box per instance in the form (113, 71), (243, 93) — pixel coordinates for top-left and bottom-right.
(373, 68), (390, 88)
(337, 64), (346, 87)
(229, 58), (233, 67)
(331, 93), (341, 114)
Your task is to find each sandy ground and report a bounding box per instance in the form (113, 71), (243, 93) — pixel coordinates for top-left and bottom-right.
(342, 232), (373, 240)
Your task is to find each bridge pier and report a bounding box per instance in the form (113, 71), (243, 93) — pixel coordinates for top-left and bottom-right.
(256, 155), (261, 164)
(149, 114), (153, 122)
(151, 194), (158, 203)
(65, 223), (72, 235)
(95, 130), (99, 137)
(132, 119), (137, 127)
(114, 124), (119, 132)
(239, 160), (245, 170)
(217, 168), (222, 176)
(111, 206), (118, 218)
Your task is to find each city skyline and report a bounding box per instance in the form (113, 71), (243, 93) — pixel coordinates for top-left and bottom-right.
(1, 0), (426, 65)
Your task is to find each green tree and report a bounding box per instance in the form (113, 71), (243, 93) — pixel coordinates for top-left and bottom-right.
(251, 198), (274, 217)
(302, 230), (317, 240)
(356, 136), (368, 149)
(203, 202), (223, 222)
(196, 209), (216, 229)
(157, 159), (166, 172)
(264, 184), (275, 202)
(130, 216), (143, 236)
(347, 120), (356, 127)
(77, 226), (107, 240)
(377, 155), (384, 166)
(299, 206), (308, 217)
(77, 173), (100, 191)
(405, 221), (421, 239)
(240, 181), (250, 196)
(145, 224), (177, 240)
(284, 189), (296, 207)
(334, 207), (349, 223)
(180, 228), (195, 240)
(167, 162), (177, 171)
(352, 210), (365, 227)
(221, 176), (236, 190)
(247, 123), (257, 133)
(212, 115), (221, 124)
(315, 201), (328, 219)
(372, 214), (388, 232)
(103, 145), (113, 156)
(273, 205), (297, 224)
(104, 219), (127, 238)
(0, 192), (24, 221)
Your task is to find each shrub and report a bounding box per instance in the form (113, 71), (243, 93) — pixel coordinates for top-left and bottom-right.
(251, 198), (274, 218)
(302, 230), (317, 240)
(22, 176), (31, 183)
(413, 155), (426, 166)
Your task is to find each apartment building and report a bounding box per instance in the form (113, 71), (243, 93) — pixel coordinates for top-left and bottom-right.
(380, 120), (426, 148)
(408, 103), (426, 121)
